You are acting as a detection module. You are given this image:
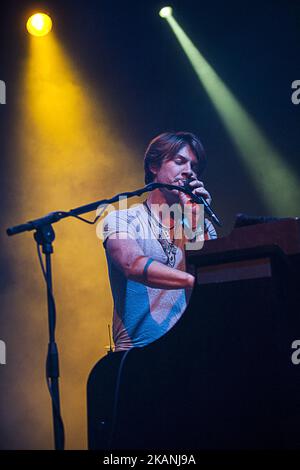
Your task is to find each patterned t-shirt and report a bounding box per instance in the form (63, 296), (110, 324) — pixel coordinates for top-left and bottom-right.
(102, 202), (216, 351)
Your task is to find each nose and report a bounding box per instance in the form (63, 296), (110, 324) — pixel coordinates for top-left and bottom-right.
(181, 161), (195, 179)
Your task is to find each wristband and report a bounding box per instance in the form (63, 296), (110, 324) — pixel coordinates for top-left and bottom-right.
(143, 258), (155, 279)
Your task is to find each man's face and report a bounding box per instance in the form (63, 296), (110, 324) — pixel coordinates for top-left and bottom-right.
(151, 144), (199, 199)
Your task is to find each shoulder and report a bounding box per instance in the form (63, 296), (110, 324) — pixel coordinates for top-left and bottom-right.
(102, 204), (146, 244)
(103, 203), (145, 225)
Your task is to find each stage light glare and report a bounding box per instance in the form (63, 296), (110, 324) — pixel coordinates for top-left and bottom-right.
(163, 15), (300, 215)
(159, 6), (173, 18)
(26, 13), (52, 37)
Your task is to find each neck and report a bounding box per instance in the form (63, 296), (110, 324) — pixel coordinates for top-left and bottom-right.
(146, 187), (179, 226)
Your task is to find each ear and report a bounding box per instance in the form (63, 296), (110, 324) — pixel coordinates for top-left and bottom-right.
(149, 163), (158, 177)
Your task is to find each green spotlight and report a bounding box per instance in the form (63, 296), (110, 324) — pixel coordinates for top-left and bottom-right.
(159, 6), (173, 18)
(162, 15), (300, 216)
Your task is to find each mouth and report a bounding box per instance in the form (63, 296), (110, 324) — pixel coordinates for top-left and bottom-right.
(174, 179), (185, 186)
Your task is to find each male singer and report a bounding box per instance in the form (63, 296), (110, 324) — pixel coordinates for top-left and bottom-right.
(102, 132), (217, 351)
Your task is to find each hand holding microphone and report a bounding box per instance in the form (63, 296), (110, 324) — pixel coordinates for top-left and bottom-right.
(181, 177), (212, 206)
(181, 177), (222, 227)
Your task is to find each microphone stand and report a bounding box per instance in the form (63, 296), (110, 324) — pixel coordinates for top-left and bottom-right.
(6, 182), (221, 450)
(34, 224), (64, 450)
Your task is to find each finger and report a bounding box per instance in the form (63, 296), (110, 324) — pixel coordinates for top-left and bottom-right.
(194, 187), (209, 197)
(193, 188), (212, 203)
(188, 179), (204, 188)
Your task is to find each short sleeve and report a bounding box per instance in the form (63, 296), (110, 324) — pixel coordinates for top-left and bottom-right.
(102, 210), (138, 247)
(204, 219), (217, 240)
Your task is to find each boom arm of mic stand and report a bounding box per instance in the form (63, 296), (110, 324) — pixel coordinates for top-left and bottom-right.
(6, 182), (221, 235)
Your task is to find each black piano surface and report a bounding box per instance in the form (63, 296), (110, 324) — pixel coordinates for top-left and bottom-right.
(87, 218), (300, 449)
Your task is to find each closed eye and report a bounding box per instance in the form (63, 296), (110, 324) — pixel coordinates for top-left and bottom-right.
(174, 156), (198, 174)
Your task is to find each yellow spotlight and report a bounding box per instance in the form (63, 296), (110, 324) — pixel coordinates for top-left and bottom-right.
(26, 13), (52, 37)
(159, 6), (173, 18)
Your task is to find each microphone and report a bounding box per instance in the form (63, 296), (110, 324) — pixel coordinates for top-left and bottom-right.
(182, 177), (222, 227)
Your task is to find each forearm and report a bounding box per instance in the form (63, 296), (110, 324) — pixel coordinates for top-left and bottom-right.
(127, 256), (195, 290)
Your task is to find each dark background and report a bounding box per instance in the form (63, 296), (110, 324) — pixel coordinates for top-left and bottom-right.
(0, 0), (299, 450)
